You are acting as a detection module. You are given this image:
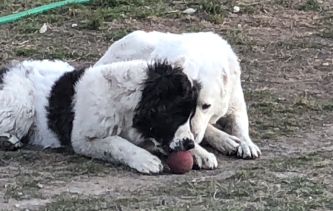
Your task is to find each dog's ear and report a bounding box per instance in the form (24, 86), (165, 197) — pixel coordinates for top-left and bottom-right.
(218, 69), (229, 98)
(222, 73), (228, 87)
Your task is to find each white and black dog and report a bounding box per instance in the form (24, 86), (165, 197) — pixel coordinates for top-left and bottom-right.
(0, 59), (202, 174)
(95, 31), (261, 168)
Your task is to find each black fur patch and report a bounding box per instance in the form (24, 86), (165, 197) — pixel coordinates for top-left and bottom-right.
(46, 68), (86, 147)
(0, 67), (10, 86)
(133, 61), (200, 147)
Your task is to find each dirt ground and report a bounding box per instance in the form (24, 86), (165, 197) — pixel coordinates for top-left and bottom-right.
(0, 0), (332, 210)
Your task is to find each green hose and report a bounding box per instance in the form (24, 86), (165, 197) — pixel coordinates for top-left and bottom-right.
(0, 0), (91, 25)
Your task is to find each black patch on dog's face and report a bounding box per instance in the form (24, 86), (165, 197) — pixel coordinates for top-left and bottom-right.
(133, 61), (200, 147)
(46, 67), (86, 147)
(0, 67), (10, 87)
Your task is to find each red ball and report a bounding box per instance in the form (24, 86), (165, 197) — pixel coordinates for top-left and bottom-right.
(166, 151), (193, 174)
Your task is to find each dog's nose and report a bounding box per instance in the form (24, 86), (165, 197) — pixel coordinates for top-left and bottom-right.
(170, 138), (195, 152)
(182, 138), (195, 151)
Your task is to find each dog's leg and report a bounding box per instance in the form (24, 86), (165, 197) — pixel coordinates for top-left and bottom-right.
(204, 124), (240, 155)
(0, 133), (23, 150)
(225, 81), (261, 159)
(230, 107), (261, 159)
(204, 79), (260, 159)
(0, 90), (34, 151)
(190, 142), (218, 169)
(71, 136), (164, 174)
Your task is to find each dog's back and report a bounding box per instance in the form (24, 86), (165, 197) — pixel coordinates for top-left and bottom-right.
(0, 60), (74, 148)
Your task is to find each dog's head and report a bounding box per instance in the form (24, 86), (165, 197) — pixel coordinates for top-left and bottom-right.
(133, 61), (200, 153)
(181, 55), (238, 144)
(190, 76), (227, 143)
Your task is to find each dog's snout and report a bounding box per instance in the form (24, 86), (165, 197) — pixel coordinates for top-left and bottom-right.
(183, 138), (195, 150)
(193, 132), (199, 140)
(169, 138), (195, 152)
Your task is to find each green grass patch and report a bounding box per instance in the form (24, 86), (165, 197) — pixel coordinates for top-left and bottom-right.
(44, 195), (112, 211)
(58, 156), (114, 177)
(267, 154), (324, 172)
(176, 0), (232, 24)
(245, 90), (331, 139)
(318, 28), (333, 39)
(86, 0), (172, 21)
(274, 0), (321, 11)
(224, 29), (252, 45)
(274, 0), (292, 8)
(14, 47), (99, 60)
(0, 0), (58, 16)
(12, 150), (333, 210)
(3, 0), (174, 32)
(103, 28), (133, 42)
(4, 174), (44, 201)
(298, 0), (321, 11)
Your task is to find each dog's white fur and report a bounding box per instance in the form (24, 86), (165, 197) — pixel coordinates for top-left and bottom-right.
(0, 60), (74, 148)
(95, 31), (261, 165)
(0, 60), (197, 174)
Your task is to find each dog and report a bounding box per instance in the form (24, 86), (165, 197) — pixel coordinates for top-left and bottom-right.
(95, 31), (261, 168)
(0, 59), (203, 174)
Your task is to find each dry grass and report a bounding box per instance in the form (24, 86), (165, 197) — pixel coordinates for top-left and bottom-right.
(0, 0), (333, 210)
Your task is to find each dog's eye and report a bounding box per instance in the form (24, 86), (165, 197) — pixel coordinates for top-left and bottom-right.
(202, 104), (211, 110)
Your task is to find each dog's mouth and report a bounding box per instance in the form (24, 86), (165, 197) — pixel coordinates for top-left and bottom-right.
(139, 138), (195, 158)
(168, 138), (195, 152)
(139, 139), (168, 157)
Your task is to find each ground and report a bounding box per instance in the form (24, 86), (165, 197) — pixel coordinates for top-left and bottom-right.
(0, 0), (332, 210)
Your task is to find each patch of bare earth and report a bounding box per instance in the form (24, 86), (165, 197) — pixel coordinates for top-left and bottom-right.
(0, 0), (332, 210)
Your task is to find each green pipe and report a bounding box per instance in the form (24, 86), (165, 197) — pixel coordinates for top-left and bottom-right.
(0, 0), (91, 25)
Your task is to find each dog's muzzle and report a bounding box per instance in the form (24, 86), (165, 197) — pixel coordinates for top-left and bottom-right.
(170, 138), (195, 152)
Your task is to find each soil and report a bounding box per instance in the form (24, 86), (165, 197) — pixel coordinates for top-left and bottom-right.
(0, 0), (332, 210)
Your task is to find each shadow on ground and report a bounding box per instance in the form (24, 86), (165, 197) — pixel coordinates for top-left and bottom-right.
(0, 0), (332, 210)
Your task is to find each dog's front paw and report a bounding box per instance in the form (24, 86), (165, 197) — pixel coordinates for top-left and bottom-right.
(205, 126), (240, 156)
(237, 141), (261, 159)
(193, 151), (218, 170)
(0, 134), (23, 151)
(129, 152), (163, 174)
(216, 134), (240, 155)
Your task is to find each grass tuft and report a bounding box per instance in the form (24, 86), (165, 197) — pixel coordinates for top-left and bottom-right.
(298, 0), (321, 11)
